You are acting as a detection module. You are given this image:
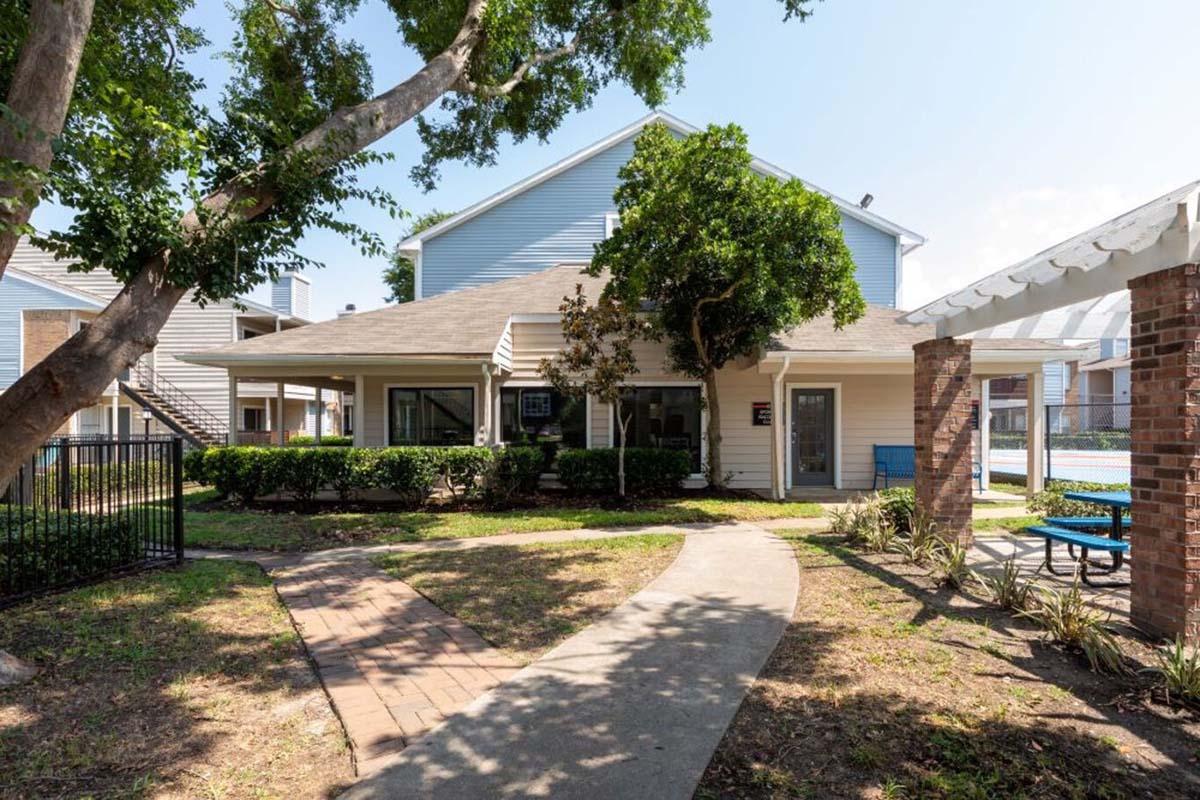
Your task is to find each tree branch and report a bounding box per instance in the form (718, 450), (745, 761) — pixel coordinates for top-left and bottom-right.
(453, 8), (617, 98)
(262, 0), (303, 23)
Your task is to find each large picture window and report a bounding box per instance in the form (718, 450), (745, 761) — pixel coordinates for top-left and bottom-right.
(388, 387), (475, 446)
(500, 387), (586, 470)
(614, 386), (702, 473)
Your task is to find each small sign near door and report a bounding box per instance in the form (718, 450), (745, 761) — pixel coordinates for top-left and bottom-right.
(752, 402), (772, 426)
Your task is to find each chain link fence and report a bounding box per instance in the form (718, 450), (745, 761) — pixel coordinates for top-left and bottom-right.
(986, 403), (1130, 485)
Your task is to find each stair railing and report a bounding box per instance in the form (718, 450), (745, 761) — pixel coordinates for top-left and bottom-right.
(125, 361), (229, 444)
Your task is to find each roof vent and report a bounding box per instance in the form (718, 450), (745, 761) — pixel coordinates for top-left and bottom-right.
(859, 193), (874, 210)
(337, 303), (357, 319)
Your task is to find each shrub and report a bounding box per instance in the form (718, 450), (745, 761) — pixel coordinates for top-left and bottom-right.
(287, 434), (352, 447)
(928, 540), (971, 589)
(372, 447), (439, 507)
(274, 448), (341, 504)
(484, 446), (544, 506)
(1029, 480), (1130, 518)
(878, 487), (915, 533)
(1145, 637), (1200, 706)
(891, 509), (941, 565)
(556, 448), (691, 495)
(977, 556), (1035, 611)
(435, 447), (495, 503)
(183, 447), (207, 484)
(1020, 579), (1128, 674)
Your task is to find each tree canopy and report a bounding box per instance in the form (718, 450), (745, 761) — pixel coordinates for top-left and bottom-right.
(592, 122), (864, 483)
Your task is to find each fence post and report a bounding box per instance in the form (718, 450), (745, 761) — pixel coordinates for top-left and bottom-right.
(172, 437), (184, 563)
(1044, 404), (1052, 486)
(57, 436), (72, 509)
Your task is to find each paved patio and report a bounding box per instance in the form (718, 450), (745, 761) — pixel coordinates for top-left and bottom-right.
(971, 533), (1131, 623)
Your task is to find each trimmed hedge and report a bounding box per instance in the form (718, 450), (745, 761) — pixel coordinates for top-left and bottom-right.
(556, 448), (691, 495)
(990, 431), (1130, 451)
(193, 445), (494, 507)
(287, 434), (353, 447)
(484, 447), (544, 506)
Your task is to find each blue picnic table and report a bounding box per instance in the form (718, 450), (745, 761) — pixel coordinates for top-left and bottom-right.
(1062, 490), (1131, 541)
(1024, 489), (1132, 587)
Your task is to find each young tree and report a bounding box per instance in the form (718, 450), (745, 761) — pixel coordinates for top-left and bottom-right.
(592, 122), (865, 487)
(539, 285), (647, 497)
(382, 208), (454, 303)
(0, 0), (824, 484)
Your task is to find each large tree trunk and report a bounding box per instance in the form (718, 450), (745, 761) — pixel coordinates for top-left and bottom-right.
(0, 0), (488, 486)
(703, 369), (722, 487)
(0, 0), (95, 280)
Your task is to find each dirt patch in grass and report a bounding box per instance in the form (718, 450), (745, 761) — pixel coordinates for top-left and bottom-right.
(374, 534), (684, 663)
(696, 533), (1200, 799)
(184, 497), (820, 552)
(0, 561), (351, 799)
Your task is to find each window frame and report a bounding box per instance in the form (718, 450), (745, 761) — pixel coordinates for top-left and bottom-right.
(608, 381), (706, 478)
(383, 384), (477, 447)
(496, 382), (591, 473)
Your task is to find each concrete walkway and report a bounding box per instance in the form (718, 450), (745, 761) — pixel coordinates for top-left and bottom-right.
(340, 522), (798, 800)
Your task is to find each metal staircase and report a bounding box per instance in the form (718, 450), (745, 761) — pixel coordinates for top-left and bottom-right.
(120, 362), (228, 447)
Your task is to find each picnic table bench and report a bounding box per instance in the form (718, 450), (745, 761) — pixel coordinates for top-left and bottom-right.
(1024, 524), (1130, 587)
(872, 445), (982, 492)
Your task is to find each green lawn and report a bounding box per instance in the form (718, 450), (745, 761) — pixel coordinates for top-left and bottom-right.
(183, 495), (823, 552)
(374, 534), (684, 662)
(0, 560), (350, 798)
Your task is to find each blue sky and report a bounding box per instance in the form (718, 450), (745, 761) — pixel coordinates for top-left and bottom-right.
(32, 0), (1200, 320)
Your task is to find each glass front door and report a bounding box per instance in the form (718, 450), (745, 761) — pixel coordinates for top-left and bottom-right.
(791, 389), (834, 486)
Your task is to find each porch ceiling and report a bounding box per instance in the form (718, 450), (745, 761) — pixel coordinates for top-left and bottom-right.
(905, 180), (1200, 337)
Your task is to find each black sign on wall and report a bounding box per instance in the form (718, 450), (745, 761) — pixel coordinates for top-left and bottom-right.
(752, 402), (772, 426)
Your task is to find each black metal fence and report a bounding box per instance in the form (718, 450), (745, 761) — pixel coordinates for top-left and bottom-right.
(1, 435), (184, 606)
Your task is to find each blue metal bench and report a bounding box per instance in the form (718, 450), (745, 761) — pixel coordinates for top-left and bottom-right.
(1025, 524), (1130, 587)
(872, 444), (983, 492)
(1044, 516), (1131, 531)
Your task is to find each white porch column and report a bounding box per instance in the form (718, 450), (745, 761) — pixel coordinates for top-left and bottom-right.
(481, 364), (494, 446)
(353, 375), (366, 447)
(228, 375), (238, 445)
(314, 387), (322, 444)
(276, 383), (286, 446)
(771, 357), (790, 500)
(1026, 370), (1045, 496)
(979, 378), (991, 490)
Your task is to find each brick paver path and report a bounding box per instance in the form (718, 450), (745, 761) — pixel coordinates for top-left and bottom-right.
(273, 559), (521, 774)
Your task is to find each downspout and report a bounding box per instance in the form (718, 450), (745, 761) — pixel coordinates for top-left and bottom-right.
(772, 357), (791, 500)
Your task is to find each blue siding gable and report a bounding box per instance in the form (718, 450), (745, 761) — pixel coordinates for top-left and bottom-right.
(0, 272), (100, 390)
(419, 135), (900, 306)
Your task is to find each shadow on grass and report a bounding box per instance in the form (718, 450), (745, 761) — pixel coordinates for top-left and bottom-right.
(182, 498), (811, 553)
(373, 535), (683, 659)
(0, 560), (351, 798)
(758, 533), (1200, 798)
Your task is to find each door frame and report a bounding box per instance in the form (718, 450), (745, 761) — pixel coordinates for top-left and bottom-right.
(786, 382), (842, 490)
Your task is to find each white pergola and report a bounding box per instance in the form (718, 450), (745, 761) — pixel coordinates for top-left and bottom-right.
(906, 179), (1200, 337)
(904, 179), (1200, 643)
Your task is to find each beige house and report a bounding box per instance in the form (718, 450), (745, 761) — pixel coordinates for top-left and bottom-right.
(183, 265), (1068, 497)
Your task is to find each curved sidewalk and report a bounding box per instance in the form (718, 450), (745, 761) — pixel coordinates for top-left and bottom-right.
(340, 522), (798, 800)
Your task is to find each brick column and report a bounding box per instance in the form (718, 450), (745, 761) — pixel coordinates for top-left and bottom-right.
(1128, 263), (1200, 642)
(914, 338), (974, 546)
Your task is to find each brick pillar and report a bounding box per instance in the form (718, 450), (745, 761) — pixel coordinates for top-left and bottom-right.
(1128, 263), (1200, 643)
(914, 338), (974, 546)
